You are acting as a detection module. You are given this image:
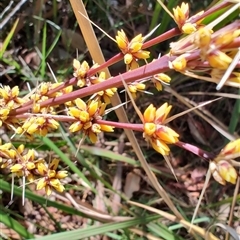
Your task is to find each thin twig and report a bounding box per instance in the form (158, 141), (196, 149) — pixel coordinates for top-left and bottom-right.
(0, 0), (28, 31)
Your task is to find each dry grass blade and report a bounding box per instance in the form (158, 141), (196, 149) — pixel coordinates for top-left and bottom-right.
(190, 168), (212, 226)
(129, 200), (220, 240)
(216, 48), (240, 90)
(225, 171), (240, 240)
(69, 0), (183, 220)
(166, 87), (237, 140)
(120, 74), (182, 219)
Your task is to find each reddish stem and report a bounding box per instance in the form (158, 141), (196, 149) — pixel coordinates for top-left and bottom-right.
(96, 119), (143, 131)
(175, 141), (216, 161)
(9, 55), (175, 116)
(142, 28), (181, 49)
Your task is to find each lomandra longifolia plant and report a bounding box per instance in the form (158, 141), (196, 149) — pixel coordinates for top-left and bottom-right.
(0, 1), (240, 196)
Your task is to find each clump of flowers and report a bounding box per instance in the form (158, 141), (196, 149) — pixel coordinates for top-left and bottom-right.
(0, 1), (239, 200)
(68, 98), (114, 143)
(210, 139), (240, 185)
(173, 2), (204, 34)
(143, 103), (179, 155)
(116, 30), (150, 68)
(0, 142), (67, 195)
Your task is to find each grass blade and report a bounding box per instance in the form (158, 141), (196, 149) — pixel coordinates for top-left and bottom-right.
(0, 212), (34, 239)
(0, 18), (19, 58)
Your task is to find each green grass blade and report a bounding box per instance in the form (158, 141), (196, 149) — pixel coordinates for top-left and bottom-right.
(228, 89), (240, 135)
(155, 0), (178, 36)
(45, 28), (61, 58)
(203, 5), (239, 29)
(0, 179), (85, 217)
(0, 18), (19, 58)
(28, 215), (160, 240)
(147, 222), (184, 240)
(150, 3), (163, 31)
(0, 212), (34, 239)
(41, 21), (47, 78)
(58, 125), (126, 196)
(81, 145), (168, 176)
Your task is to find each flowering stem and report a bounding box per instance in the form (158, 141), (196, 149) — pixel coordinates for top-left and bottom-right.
(176, 141), (216, 161)
(143, 28), (181, 49)
(9, 55), (175, 116)
(96, 119), (143, 132)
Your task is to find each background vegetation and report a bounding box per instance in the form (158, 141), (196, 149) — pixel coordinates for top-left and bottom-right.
(0, 0), (239, 239)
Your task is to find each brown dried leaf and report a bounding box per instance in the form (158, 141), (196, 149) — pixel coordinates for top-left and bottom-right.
(124, 169), (141, 199)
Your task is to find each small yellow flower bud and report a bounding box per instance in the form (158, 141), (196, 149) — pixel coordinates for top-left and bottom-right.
(124, 53), (133, 64)
(136, 83), (146, 90)
(182, 23), (196, 34)
(195, 27), (212, 48)
(151, 139), (170, 156)
(37, 178), (47, 190)
(10, 164), (23, 173)
(116, 30), (128, 50)
(92, 123), (101, 133)
(218, 160), (237, 184)
(171, 57), (187, 71)
(100, 124), (114, 132)
(75, 98), (87, 110)
(79, 111), (89, 122)
(88, 101), (98, 117)
(173, 2), (189, 26)
(207, 51), (232, 70)
(56, 171), (68, 179)
(49, 159), (59, 170)
(69, 122), (83, 132)
(144, 123), (156, 136)
(143, 104), (156, 122)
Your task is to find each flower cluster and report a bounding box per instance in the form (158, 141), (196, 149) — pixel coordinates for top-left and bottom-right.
(169, 18), (240, 86)
(210, 139), (240, 185)
(0, 86), (26, 126)
(0, 142), (67, 195)
(143, 103), (179, 155)
(0, 1), (239, 200)
(73, 59), (117, 103)
(68, 98), (114, 143)
(116, 30), (150, 68)
(173, 2), (204, 34)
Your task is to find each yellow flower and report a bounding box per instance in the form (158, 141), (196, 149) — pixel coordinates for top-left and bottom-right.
(207, 51), (232, 70)
(220, 139), (240, 156)
(210, 160), (237, 185)
(170, 56), (187, 71)
(143, 103), (179, 155)
(116, 30), (150, 66)
(36, 159), (67, 195)
(173, 2), (189, 27)
(218, 160), (237, 184)
(116, 30), (128, 50)
(73, 59), (89, 87)
(91, 72), (117, 104)
(210, 139), (240, 185)
(128, 82), (146, 98)
(69, 99), (114, 143)
(0, 85), (25, 108)
(152, 73), (171, 91)
(182, 22), (196, 34)
(215, 29), (240, 47)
